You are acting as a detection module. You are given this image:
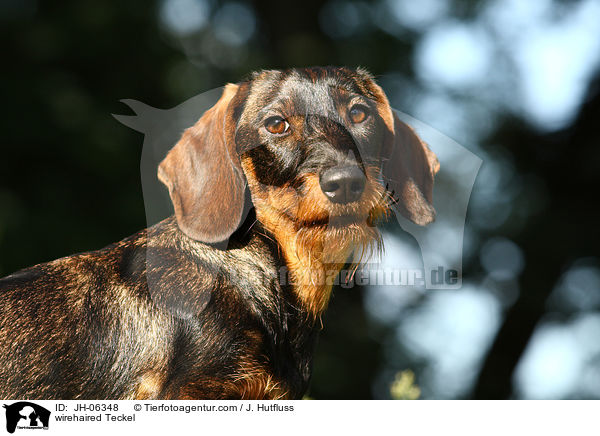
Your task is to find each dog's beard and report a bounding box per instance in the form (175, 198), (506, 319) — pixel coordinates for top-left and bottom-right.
(293, 204), (385, 267)
(251, 165), (391, 266)
(250, 170), (391, 316)
(292, 172), (390, 267)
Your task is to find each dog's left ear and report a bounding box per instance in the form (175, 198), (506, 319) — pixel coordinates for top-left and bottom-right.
(356, 70), (439, 226)
(382, 111), (440, 225)
(158, 84), (248, 243)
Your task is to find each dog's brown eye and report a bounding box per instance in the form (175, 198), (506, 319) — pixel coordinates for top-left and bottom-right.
(349, 105), (368, 124)
(265, 116), (290, 135)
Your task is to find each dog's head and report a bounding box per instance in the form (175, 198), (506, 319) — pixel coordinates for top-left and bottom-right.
(158, 67), (439, 252)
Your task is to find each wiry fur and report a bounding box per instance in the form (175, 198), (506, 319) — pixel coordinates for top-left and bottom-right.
(245, 163), (389, 316)
(0, 67), (438, 399)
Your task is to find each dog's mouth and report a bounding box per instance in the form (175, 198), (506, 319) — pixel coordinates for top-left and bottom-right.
(289, 201), (389, 229)
(253, 169), (391, 233)
(295, 212), (371, 228)
(288, 183), (391, 230)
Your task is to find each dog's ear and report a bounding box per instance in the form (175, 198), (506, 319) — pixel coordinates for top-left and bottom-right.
(158, 84), (248, 242)
(382, 111), (440, 226)
(354, 70), (439, 226)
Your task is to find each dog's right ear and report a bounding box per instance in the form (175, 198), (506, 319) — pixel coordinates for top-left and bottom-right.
(158, 84), (249, 243)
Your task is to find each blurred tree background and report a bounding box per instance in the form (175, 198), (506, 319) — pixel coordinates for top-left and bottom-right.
(1, 0), (599, 399)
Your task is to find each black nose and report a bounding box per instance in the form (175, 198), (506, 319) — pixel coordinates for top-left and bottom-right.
(319, 166), (366, 204)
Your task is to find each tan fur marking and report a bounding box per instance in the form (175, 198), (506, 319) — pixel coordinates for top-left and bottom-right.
(243, 158), (389, 318)
(232, 360), (290, 400)
(133, 371), (164, 400)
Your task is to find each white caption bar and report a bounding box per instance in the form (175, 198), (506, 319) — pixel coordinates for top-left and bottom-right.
(1, 400), (597, 436)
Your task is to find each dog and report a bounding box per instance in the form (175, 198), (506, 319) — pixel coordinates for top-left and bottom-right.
(0, 67), (439, 399)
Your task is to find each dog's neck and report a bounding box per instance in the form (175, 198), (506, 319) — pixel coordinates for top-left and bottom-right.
(252, 208), (359, 319)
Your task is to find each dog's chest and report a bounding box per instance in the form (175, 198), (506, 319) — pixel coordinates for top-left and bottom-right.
(132, 324), (315, 400)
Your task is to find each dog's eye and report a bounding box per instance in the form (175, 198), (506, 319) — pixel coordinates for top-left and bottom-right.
(349, 105), (368, 124)
(264, 116), (290, 135)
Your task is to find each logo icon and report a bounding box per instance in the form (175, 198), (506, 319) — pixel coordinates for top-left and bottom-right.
(3, 402), (50, 433)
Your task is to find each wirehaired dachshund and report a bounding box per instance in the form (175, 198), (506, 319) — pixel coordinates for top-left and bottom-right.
(0, 67), (439, 399)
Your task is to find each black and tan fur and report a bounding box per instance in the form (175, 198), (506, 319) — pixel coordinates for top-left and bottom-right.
(0, 67), (439, 399)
